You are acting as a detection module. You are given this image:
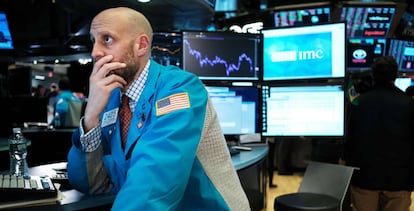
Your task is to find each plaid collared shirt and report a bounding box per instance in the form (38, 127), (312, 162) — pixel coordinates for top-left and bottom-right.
(80, 60), (150, 152)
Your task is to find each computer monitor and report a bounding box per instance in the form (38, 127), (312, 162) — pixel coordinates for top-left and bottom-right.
(182, 31), (261, 81)
(272, 2), (331, 28)
(261, 84), (345, 137)
(394, 77), (412, 92)
(347, 38), (387, 72)
(151, 32), (182, 67)
(261, 22), (346, 81)
(214, 0), (237, 12)
(0, 11), (14, 51)
(387, 38), (414, 72)
(205, 85), (260, 135)
(338, 2), (396, 38)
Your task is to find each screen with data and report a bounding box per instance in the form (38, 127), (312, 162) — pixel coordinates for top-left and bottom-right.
(387, 39), (414, 72)
(262, 22), (345, 81)
(206, 86), (260, 135)
(262, 84), (345, 137)
(273, 4), (330, 28)
(339, 4), (396, 38)
(182, 31), (261, 81)
(347, 38), (386, 71)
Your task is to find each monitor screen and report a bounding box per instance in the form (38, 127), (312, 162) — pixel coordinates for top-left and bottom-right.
(387, 39), (414, 72)
(0, 11), (14, 50)
(339, 3), (396, 38)
(206, 85), (260, 135)
(151, 32), (182, 67)
(214, 0), (237, 12)
(261, 22), (346, 81)
(394, 77), (413, 92)
(347, 38), (387, 72)
(262, 84), (345, 137)
(273, 4), (331, 28)
(182, 31), (261, 81)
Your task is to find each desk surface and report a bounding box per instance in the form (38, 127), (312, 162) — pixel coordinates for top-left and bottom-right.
(231, 145), (268, 170)
(22, 128), (76, 133)
(13, 144), (269, 210)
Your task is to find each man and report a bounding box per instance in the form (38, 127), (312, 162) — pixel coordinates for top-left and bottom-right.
(344, 56), (414, 211)
(67, 7), (250, 210)
(54, 78), (83, 127)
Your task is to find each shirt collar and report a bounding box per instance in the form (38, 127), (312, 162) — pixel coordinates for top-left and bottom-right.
(124, 60), (150, 111)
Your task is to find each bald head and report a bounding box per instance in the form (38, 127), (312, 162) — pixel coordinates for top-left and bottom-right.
(92, 7), (153, 44)
(89, 7), (153, 88)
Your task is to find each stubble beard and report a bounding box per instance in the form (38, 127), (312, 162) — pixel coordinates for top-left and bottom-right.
(114, 47), (140, 89)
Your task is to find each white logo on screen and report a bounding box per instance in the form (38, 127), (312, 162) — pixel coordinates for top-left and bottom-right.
(353, 49), (367, 59)
(229, 22), (263, 34)
(271, 49), (324, 62)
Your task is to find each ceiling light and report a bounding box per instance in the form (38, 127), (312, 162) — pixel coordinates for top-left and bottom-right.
(137, 0), (151, 3)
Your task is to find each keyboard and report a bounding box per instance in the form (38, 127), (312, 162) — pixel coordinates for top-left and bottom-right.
(50, 172), (71, 190)
(0, 174), (58, 203)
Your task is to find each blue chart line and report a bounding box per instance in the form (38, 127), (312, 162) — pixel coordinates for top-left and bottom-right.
(183, 39), (254, 76)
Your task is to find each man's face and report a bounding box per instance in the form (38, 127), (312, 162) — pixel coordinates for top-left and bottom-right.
(111, 43), (139, 84)
(90, 13), (140, 85)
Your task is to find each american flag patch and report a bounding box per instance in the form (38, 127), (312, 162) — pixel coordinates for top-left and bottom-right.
(156, 92), (190, 116)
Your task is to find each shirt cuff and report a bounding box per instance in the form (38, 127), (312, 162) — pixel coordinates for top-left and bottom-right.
(79, 116), (102, 152)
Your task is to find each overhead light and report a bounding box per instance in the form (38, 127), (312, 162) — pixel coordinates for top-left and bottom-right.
(137, 0), (150, 2)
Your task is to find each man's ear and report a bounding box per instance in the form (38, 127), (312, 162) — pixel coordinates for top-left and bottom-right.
(135, 35), (150, 56)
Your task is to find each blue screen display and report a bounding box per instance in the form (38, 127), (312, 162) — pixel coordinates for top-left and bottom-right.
(262, 22), (345, 81)
(387, 39), (414, 72)
(206, 86), (260, 135)
(0, 11), (14, 50)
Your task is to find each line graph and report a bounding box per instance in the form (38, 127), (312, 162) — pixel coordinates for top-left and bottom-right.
(151, 46), (181, 55)
(182, 37), (259, 80)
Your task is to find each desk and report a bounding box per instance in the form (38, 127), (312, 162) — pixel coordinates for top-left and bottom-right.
(232, 145), (268, 171)
(232, 145), (268, 211)
(12, 145), (269, 210)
